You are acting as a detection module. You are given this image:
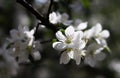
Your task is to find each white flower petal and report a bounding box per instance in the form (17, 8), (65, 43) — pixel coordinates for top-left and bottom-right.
(72, 31), (85, 49)
(56, 31), (66, 41)
(31, 51), (41, 60)
(65, 26), (74, 38)
(49, 12), (61, 24)
(92, 23), (102, 36)
(79, 40), (86, 49)
(87, 43), (102, 53)
(74, 51), (81, 65)
(95, 38), (107, 47)
(30, 27), (36, 35)
(84, 29), (93, 39)
(94, 52), (106, 61)
(18, 25), (29, 33)
(84, 55), (96, 67)
(67, 50), (74, 59)
(63, 20), (72, 26)
(52, 42), (66, 51)
(10, 29), (18, 39)
(60, 52), (70, 64)
(61, 13), (69, 22)
(77, 22), (88, 30)
(100, 30), (110, 38)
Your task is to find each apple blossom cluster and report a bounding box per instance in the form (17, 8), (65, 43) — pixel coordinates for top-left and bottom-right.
(7, 25), (41, 63)
(0, 11), (110, 77)
(0, 25), (42, 77)
(51, 12), (110, 67)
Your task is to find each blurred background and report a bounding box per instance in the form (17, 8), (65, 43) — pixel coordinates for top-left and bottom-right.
(0, 0), (120, 78)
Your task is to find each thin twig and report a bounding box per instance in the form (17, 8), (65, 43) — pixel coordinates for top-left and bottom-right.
(34, 23), (41, 40)
(16, 0), (45, 22)
(47, 0), (53, 20)
(16, 0), (57, 32)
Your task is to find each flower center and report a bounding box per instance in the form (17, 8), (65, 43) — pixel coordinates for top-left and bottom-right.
(66, 48), (72, 52)
(65, 38), (71, 44)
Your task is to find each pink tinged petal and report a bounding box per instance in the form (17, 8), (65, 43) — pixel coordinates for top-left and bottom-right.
(94, 52), (106, 61)
(52, 42), (66, 51)
(77, 22), (88, 30)
(74, 51), (81, 65)
(56, 31), (66, 41)
(60, 52), (70, 64)
(65, 26), (75, 38)
(100, 30), (110, 38)
(67, 50), (74, 59)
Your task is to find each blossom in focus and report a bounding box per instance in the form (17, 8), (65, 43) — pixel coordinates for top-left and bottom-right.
(52, 22), (110, 66)
(53, 26), (86, 65)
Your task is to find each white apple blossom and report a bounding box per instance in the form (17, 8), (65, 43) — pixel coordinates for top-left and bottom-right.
(84, 43), (106, 67)
(52, 22), (110, 66)
(49, 12), (72, 25)
(7, 25), (41, 63)
(92, 23), (110, 48)
(8, 25), (28, 42)
(49, 12), (61, 24)
(60, 13), (72, 25)
(83, 23), (110, 48)
(53, 26), (86, 65)
(73, 19), (88, 31)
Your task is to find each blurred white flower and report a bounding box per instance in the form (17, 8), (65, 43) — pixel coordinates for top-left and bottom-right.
(49, 12), (72, 25)
(49, 12), (61, 24)
(0, 46), (18, 78)
(84, 43), (106, 67)
(74, 22), (88, 31)
(93, 23), (110, 47)
(8, 25), (41, 63)
(8, 25), (28, 42)
(83, 23), (110, 48)
(60, 13), (72, 25)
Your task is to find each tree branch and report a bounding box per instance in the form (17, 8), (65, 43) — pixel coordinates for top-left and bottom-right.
(46, 0), (53, 20)
(16, 0), (57, 32)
